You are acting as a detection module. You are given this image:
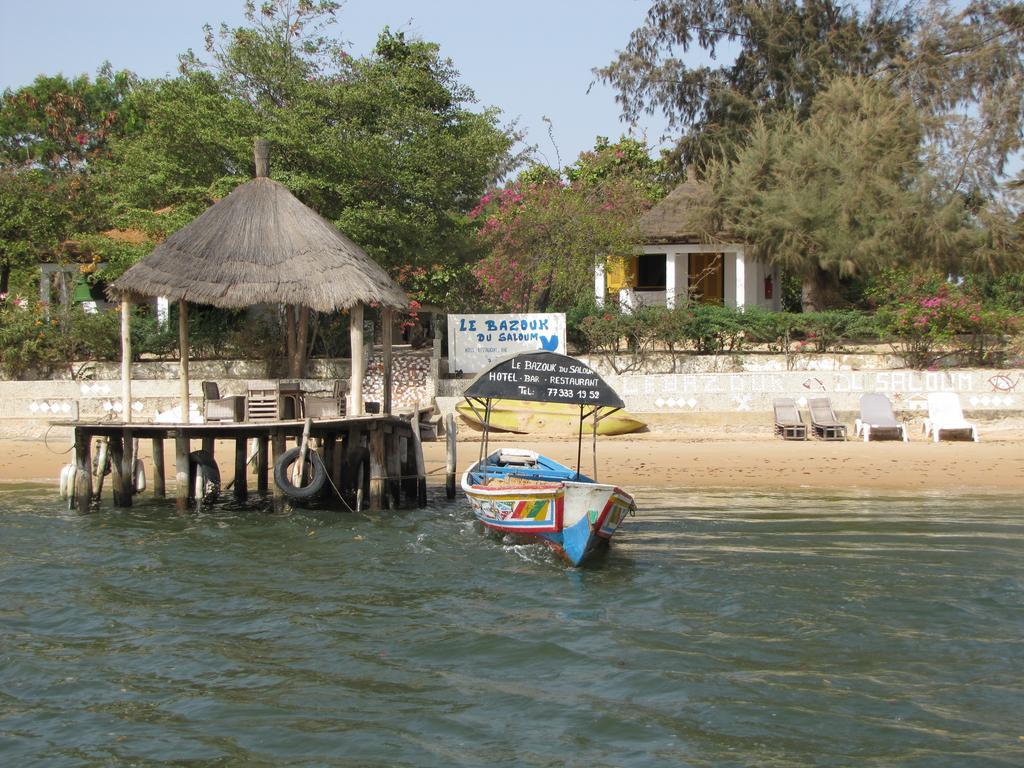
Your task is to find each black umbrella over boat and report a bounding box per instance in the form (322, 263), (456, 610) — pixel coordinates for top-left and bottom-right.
(463, 351), (625, 480)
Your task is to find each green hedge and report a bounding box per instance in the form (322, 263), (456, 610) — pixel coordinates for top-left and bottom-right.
(573, 304), (884, 357)
(570, 300), (1021, 368)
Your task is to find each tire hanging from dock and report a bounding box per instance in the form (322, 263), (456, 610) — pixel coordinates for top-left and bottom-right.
(189, 450), (221, 503)
(273, 446), (327, 501)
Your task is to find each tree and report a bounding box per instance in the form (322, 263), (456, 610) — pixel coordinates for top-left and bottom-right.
(0, 68), (141, 294)
(0, 169), (70, 294)
(597, 0), (1024, 192)
(890, 1), (1024, 198)
(596, 0), (912, 168)
(471, 137), (666, 312)
(181, 0), (346, 113)
(0, 66), (139, 170)
(690, 77), (987, 310)
(98, 3), (514, 375)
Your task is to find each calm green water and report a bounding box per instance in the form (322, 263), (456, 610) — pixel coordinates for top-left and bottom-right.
(1, 485), (1023, 767)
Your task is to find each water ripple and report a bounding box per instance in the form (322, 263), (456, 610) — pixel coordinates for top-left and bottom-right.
(1, 486), (1023, 766)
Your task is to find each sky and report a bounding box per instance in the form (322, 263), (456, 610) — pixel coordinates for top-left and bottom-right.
(0, 0), (676, 169)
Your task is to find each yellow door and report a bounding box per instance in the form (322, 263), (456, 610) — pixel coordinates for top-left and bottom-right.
(688, 253), (724, 303)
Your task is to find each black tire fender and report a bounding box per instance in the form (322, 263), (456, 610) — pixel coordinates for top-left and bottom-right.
(188, 450), (221, 500)
(273, 446), (327, 500)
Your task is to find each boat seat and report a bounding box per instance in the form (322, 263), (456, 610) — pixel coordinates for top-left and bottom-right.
(496, 450), (536, 465)
(483, 477), (562, 489)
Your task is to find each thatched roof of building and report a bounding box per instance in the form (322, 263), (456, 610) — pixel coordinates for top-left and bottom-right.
(637, 171), (709, 244)
(112, 144), (407, 312)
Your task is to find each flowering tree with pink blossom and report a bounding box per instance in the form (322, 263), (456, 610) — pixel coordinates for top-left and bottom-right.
(871, 270), (1016, 367)
(470, 137), (666, 312)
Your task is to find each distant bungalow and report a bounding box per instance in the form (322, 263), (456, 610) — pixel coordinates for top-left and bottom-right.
(595, 172), (781, 311)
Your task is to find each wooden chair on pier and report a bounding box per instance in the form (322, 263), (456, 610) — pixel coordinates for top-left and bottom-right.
(305, 380), (347, 419)
(246, 381), (302, 421)
(202, 381), (245, 423)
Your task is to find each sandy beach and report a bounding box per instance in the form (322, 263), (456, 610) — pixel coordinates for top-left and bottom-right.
(3, 421), (1023, 493)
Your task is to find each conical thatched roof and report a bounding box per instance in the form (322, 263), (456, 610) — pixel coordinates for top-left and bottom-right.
(637, 170), (708, 244)
(112, 152), (407, 312)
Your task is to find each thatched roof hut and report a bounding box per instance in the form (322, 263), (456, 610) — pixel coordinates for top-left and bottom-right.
(112, 143), (406, 312)
(637, 170), (707, 244)
(110, 140), (407, 422)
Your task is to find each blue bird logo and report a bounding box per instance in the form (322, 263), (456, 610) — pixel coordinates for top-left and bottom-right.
(539, 335), (559, 351)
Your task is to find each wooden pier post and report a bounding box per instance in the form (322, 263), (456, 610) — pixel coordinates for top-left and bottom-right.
(257, 436), (269, 494)
(271, 430), (287, 512)
(175, 432), (190, 511)
(109, 434), (131, 507)
(346, 425), (364, 509)
(413, 428), (428, 508)
(201, 436), (215, 456)
(233, 438), (248, 501)
(73, 428), (93, 512)
(120, 430), (135, 506)
(369, 427), (386, 510)
(385, 427), (401, 508)
(323, 433), (338, 504)
(445, 413), (457, 499)
(92, 438), (109, 499)
(152, 437), (165, 497)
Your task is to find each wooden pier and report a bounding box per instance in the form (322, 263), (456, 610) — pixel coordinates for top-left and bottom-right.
(59, 415), (427, 513)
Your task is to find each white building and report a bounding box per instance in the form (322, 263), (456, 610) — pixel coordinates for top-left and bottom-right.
(595, 174), (781, 311)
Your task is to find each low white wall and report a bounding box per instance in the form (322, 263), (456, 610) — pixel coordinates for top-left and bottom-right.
(604, 368), (1021, 416)
(3, 351), (1021, 438)
(0, 350), (436, 438)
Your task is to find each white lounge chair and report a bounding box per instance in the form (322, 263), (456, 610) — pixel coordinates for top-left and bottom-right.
(854, 393), (908, 442)
(923, 392), (979, 442)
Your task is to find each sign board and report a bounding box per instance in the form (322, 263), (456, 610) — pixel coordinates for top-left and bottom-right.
(463, 352), (624, 408)
(447, 313), (566, 374)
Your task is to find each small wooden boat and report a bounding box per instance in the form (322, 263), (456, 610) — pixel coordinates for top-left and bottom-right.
(455, 399), (646, 436)
(459, 351), (637, 566)
(462, 448), (635, 566)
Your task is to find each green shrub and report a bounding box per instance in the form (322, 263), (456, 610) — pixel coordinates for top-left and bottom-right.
(565, 299), (604, 353)
(794, 310), (880, 353)
(681, 304), (746, 353)
(739, 306), (795, 350)
(0, 295), (64, 377)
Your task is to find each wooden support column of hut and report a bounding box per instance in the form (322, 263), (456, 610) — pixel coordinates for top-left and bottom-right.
(350, 303), (365, 417)
(109, 138), (411, 511)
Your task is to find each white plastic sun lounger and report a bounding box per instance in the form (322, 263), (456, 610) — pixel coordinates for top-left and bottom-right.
(923, 392), (979, 442)
(854, 393), (908, 442)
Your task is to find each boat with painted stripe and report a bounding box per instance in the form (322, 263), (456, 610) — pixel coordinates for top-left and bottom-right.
(462, 448), (635, 566)
(458, 351), (637, 566)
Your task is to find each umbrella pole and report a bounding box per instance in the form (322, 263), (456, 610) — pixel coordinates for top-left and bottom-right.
(179, 301), (189, 423)
(120, 298), (132, 424)
(575, 404), (584, 480)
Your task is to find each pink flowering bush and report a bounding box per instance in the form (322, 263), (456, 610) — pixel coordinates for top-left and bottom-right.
(872, 273), (1015, 368)
(469, 139), (664, 312)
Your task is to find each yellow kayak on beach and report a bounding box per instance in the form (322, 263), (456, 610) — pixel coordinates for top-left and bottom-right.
(456, 399), (646, 436)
